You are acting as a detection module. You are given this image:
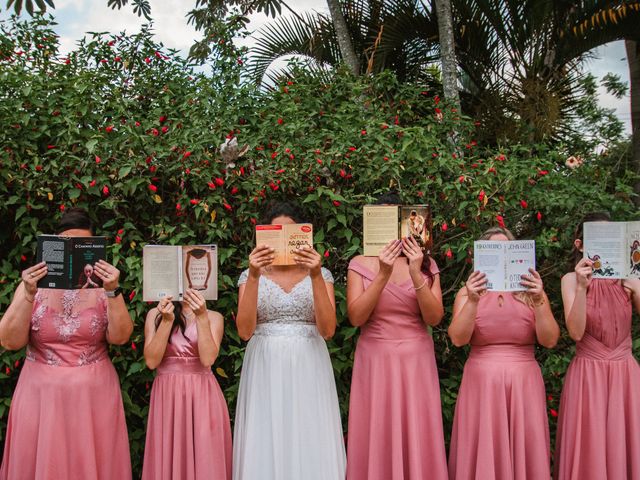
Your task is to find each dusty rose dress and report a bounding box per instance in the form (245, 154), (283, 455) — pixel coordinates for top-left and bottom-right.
(554, 279), (640, 480)
(0, 289), (131, 480)
(448, 292), (551, 480)
(346, 259), (448, 480)
(142, 318), (232, 480)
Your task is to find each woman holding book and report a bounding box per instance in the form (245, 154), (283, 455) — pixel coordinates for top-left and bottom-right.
(0, 207), (133, 479)
(346, 194), (448, 480)
(233, 201), (346, 480)
(554, 213), (640, 480)
(142, 290), (231, 480)
(447, 227), (559, 480)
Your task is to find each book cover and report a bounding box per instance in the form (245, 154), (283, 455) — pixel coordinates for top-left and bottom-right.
(584, 221), (640, 279)
(474, 240), (536, 291)
(36, 235), (106, 289)
(363, 205), (432, 256)
(255, 224), (313, 265)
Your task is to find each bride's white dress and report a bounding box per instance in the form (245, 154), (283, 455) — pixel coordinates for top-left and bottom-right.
(233, 268), (346, 480)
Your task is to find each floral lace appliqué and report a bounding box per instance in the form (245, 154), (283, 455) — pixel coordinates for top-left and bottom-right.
(44, 348), (61, 366)
(54, 290), (81, 342)
(89, 314), (107, 336)
(78, 345), (103, 366)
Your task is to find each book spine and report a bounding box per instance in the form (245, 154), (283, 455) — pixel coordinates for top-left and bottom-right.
(178, 247), (184, 300)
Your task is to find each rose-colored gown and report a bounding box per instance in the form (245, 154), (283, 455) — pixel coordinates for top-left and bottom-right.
(0, 289), (132, 480)
(448, 292), (551, 480)
(554, 279), (640, 480)
(142, 318), (232, 480)
(346, 259), (448, 480)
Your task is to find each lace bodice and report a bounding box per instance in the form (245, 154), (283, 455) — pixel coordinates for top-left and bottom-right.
(238, 268), (334, 325)
(27, 288), (109, 367)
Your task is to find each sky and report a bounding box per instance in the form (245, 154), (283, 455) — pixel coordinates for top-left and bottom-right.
(0, 0), (632, 134)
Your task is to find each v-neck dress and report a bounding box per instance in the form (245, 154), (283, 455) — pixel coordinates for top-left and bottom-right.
(346, 259), (448, 480)
(142, 319), (232, 480)
(232, 268), (346, 480)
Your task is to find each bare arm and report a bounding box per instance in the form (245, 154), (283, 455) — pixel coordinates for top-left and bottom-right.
(143, 301), (174, 370)
(448, 271), (487, 347)
(347, 242), (402, 327)
(562, 259), (593, 342)
(184, 289), (224, 367)
(236, 245), (274, 341)
(623, 278), (640, 314)
(0, 262), (47, 350)
(293, 246), (336, 339)
(520, 268), (559, 348)
(402, 237), (443, 326)
(94, 260), (133, 345)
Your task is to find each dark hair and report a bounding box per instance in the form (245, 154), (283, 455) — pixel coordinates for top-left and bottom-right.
(374, 192), (433, 277)
(570, 211), (611, 267)
(154, 301), (190, 343)
(260, 200), (310, 225)
(56, 207), (93, 234)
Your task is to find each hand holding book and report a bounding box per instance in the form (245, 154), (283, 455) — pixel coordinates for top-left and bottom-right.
(401, 236), (424, 274)
(157, 296), (175, 323)
(465, 271), (488, 303)
(379, 239), (402, 277)
(93, 259), (120, 291)
(20, 262), (48, 302)
(519, 268), (544, 303)
(291, 245), (322, 277)
(574, 258), (594, 290)
(249, 245), (276, 279)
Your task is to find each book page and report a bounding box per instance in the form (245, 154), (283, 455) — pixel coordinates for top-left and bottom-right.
(182, 245), (218, 300)
(70, 237), (106, 289)
(143, 246), (180, 301)
(584, 222), (626, 279)
(504, 240), (536, 292)
(363, 205), (399, 256)
(256, 225), (286, 265)
(474, 241), (506, 291)
(400, 205), (432, 251)
(283, 224), (313, 264)
(626, 221), (640, 278)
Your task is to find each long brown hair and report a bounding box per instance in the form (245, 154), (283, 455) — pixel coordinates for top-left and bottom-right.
(570, 212), (611, 268)
(154, 301), (190, 343)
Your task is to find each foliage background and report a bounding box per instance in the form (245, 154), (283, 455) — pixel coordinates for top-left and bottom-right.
(0, 16), (638, 477)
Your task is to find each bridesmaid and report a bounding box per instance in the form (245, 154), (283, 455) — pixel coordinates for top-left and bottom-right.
(141, 290), (232, 480)
(233, 201), (346, 480)
(346, 195), (448, 480)
(447, 227), (559, 480)
(554, 213), (640, 480)
(0, 207), (133, 479)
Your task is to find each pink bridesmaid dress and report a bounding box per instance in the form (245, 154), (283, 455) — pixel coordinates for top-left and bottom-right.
(0, 289), (132, 480)
(142, 316), (232, 480)
(346, 259), (448, 480)
(448, 292), (551, 480)
(554, 280), (640, 480)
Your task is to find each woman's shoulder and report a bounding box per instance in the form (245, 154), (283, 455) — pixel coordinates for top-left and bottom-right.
(348, 255), (375, 270)
(238, 268), (250, 286)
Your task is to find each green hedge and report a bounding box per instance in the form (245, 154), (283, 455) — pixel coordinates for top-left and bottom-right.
(1, 16), (638, 477)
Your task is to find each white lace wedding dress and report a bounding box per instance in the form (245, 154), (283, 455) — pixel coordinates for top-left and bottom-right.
(233, 268), (346, 480)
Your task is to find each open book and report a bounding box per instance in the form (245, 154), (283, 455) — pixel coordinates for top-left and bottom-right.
(255, 224), (313, 265)
(36, 235), (106, 289)
(474, 240), (536, 291)
(143, 245), (218, 301)
(583, 221), (640, 279)
(363, 205), (431, 256)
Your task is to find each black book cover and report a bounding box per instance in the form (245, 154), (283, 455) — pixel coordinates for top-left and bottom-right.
(36, 235), (107, 289)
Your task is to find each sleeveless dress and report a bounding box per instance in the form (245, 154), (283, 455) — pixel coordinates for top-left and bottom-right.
(346, 259), (448, 480)
(554, 279), (640, 480)
(448, 292), (551, 480)
(142, 318), (232, 480)
(232, 268), (346, 480)
(0, 289), (131, 480)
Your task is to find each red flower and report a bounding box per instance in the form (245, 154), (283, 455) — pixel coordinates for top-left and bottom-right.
(339, 169), (346, 178)
(176, 203), (181, 211)
(361, 130), (367, 135)
(89, 180), (96, 187)
(269, 182), (279, 191)
(333, 200), (341, 207)
(149, 165), (157, 173)
(148, 184), (157, 193)
(95, 155), (101, 164)
(207, 182), (216, 189)
(5, 367), (9, 375)
(131, 341), (137, 351)
(271, 152), (278, 159)
(434, 95), (440, 105)
(114, 56), (121, 62)
(348, 146), (357, 152)
(102, 186), (110, 196)
(538, 170), (549, 176)
(215, 177), (225, 187)
(441, 222), (448, 232)
(324, 250), (330, 258)
(496, 215), (506, 228)
(231, 186), (239, 194)
(276, 169), (285, 174)
(478, 190), (485, 202)
(35, 165), (42, 171)
(190, 199), (200, 205)
(547, 395), (553, 402)
(184, 168), (191, 175)
(459, 176), (465, 183)
(47, 145), (56, 150)
(488, 167), (497, 174)
(536, 211), (543, 222)
(161, 126), (168, 134)
(151, 128), (159, 136)
(549, 409), (558, 418)
(445, 248), (453, 259)
(250, 218), (257, 225)
(277, 118), (284, 125)
(105, 125), (114, 133)
(223, 203), (232, 211)
(381, 124), (389, 130)
(520, 200), (528, 209)
(129, 290), (136, 302)
(159, 115), (167, 123)
(115, 235), (121, 244)
(497, 154), (506, 161)
(118, 229), (124, 235)
(14, 360), (20, 368)
(59, 204), (65, 212)
(21, 255), (27, 262)
(144, 57), (151, 64)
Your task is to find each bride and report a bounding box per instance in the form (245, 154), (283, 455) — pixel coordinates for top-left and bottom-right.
(233, 201), (346, 480)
